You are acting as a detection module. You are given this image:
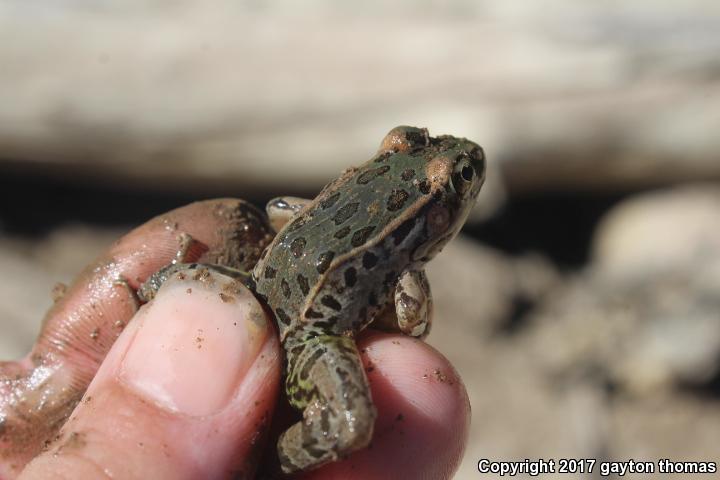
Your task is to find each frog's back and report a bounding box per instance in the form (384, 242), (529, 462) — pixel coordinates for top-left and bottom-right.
(254, 148), (436, 341)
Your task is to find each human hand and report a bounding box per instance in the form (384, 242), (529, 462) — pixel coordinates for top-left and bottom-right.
(0, 200), (470, 479)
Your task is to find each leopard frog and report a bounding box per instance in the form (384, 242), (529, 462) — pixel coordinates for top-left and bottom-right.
(140, 126), (485, 473)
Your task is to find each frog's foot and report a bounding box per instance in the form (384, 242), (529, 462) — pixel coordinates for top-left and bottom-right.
(373, 269), (433, 339)
(266, 196), (311, 232)
(138, 263), (252, 302)
(395, 269), (433, 338)
(278, 335), (376, 474)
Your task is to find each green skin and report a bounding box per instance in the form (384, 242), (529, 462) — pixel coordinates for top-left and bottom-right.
(139, 126), (485, 474)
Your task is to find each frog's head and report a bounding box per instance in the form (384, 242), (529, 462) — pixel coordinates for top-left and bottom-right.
(381, 126), (485, 263)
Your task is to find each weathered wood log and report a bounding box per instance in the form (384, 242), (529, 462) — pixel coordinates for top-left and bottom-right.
(1, 2), (718, 201)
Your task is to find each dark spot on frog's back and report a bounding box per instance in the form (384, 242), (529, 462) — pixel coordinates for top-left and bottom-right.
(275, 308), (291, 326)
(357, 165), (391, 185)
(351, 226), (376, 247)
(290, 237), (306, 258)
(362, 251), (379, 269)
(387, 189), (409, 211)
(305, 308), (324, 319)
(321, 295), (342, 311)
(332, 202), (360, 225)
(316, 251), (335, 273)
(344, 267), (357, 287)
(286, 216), (306, 232)
(373, 151), (392, 163)
(297, 274), (310, 296)
(418, 179), (431, 194)
(334, 226), (351, 239)
(401, 168), (415, 181)
(281, 278), (291, 298)
(264, 266), (277, 279)
(320, 192), (341, 209)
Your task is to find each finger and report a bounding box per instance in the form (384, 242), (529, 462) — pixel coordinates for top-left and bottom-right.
(0, 200), (273, 477)
(298, 331), (470, 480)
(19, 269), (281, 480)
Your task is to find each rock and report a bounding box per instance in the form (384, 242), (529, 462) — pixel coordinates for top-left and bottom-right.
(526, 185), (720, 395)
(593, 185), (720, 277)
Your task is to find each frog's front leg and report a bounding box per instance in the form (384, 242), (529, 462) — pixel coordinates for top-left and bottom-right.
(278, 335), (376, 473)
(138, 263), (253, 301)
(266, 196), (311, 232)
(373, 269), (433, 339)
(395, 269), (433, 338)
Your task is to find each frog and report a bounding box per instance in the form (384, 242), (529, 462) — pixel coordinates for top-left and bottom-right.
(139, 126), (485, 474)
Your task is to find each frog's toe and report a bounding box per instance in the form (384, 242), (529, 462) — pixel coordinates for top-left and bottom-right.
(278, 396), (375, 473)
(266, 196), (311, 232)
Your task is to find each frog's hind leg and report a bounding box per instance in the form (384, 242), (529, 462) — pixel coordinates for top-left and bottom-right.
(279, 335), (376, 473)
(266, 196), (311, 232)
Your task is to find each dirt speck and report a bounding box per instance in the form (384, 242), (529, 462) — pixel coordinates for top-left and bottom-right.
(193, 268), (215, 288)
(55, 431), (87, 456)
(222, 280), (244, 296)
(433, 368), (453, 384)
(51, 282), (68, 302)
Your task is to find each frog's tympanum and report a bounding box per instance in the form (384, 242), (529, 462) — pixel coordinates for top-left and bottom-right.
(141, 126), (485, 473)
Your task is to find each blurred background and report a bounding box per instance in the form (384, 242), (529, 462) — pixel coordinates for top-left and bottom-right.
(2, 1), (720, 478)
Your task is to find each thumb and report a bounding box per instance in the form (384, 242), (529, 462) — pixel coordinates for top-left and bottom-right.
(19, 268), (281, 480)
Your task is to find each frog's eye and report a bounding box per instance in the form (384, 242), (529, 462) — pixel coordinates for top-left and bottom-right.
(452, 158), (475, 195)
